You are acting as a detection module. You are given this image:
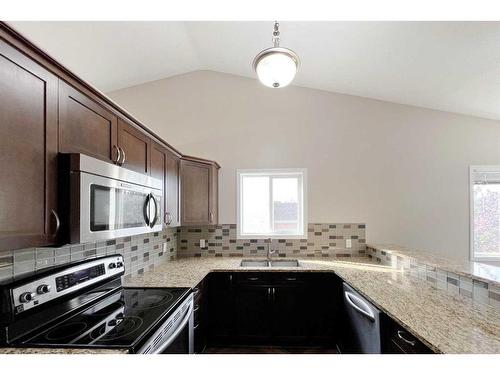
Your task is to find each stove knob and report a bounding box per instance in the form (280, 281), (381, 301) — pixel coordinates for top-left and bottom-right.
(37, 284), (51, 294)
(108, 263), (117, 269)
(116, 261), (123, 268)
(19, 292), (36, 303)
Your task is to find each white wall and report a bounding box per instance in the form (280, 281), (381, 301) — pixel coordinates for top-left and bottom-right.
(109, 70), (500, 262)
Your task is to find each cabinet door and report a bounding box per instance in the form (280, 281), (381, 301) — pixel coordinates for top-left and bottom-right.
(209, 165), (219, 225)
(151, 142), (180, 227)
(234, 285), (272, 343)
(59, 80), (118, 163)
(208, 273), (235, 344)
(0, 39), (58, 251)
(117, 118), (151, 174)
(180, 160), (211, 226)
(150, 142), (167, 225)
(166, 150), (180, 227)
(271, 283), (308, 343)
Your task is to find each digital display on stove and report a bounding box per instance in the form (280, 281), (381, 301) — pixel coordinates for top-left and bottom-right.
(55, 264), (106, 292)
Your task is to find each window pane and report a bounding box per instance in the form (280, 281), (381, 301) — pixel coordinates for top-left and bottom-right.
(242, 176), (270, 234)
(473, 183), (500, 257)
(272, 177), (299, 234)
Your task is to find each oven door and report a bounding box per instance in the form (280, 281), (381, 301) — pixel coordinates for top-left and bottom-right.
(137, 295), (194, 354)
(75, 172), (162, 243)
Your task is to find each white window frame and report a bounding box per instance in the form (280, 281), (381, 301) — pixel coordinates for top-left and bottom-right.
(469, 165), (500, 261)
(237, 168), (308, 239)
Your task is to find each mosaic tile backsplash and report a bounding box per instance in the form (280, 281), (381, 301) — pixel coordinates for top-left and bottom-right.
(0, 227), (178, 282)
(367, 246), (500, 308)
(177, 223), (366, 258)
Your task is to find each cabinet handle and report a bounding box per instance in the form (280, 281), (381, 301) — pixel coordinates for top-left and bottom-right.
(397, 330), (416, 346)
(50, 209), (61, 237)
(272, 287), (276, 300)
(113, 145), (121, 165)
(120, 147), (126, 165)
(164, 212), (172, 226)
(247, 277), (259, 281)
(209, 212), (214, 223)
(285, 277), (297, 281)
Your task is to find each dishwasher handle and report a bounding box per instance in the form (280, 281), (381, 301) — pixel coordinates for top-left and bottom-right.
(344, 291), (376, 321)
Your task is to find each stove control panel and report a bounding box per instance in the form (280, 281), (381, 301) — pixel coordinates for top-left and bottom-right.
(11, 255), (124, 315)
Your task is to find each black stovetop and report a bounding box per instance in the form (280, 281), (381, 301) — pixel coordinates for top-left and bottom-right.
(20, 287), (190, 349)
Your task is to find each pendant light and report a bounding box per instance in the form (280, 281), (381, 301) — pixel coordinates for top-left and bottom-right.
(253, 21), (300, 88)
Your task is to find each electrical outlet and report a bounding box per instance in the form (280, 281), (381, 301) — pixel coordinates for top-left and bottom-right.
(346, 239), (352, 248)
(200, 239), (206, 248)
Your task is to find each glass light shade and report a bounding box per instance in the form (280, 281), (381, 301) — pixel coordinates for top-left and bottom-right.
(253, 48), (299, 88)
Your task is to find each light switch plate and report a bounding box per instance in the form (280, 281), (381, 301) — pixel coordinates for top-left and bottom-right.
(162, 243), (168, 252)
(346, 239), (352, 248)
(200, 239), (206, 248)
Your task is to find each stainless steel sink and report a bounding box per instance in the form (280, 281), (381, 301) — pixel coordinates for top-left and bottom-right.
(269, 259), (300, 267)
(240, 259), (300, 267)
(240, 259), (269, 267)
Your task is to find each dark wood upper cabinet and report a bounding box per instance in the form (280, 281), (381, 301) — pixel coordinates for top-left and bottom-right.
(0, 24), (221, 253)
(166, 149), (181, 227)
(0, 39), (59, 251)
(117, 118), (151, 174)
(59, 80), (119, 163)
(180, 158), (219, 226)
(151, 142), (181, 227)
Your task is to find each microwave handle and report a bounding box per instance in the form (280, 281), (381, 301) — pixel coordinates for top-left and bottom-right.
(143, 193), (151, 226)
(150, 194), (159, 228)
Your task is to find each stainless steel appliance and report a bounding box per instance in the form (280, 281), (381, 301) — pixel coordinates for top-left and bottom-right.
(0, 256), (194, 354)
(61, 153), (163, 244)
(343, 282), (381, 354)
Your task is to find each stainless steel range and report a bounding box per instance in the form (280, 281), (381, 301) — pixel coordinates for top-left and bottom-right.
(0, 256), (193, 354)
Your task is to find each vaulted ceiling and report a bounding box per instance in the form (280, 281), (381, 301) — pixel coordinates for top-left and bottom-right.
(9, 21), (500, 120)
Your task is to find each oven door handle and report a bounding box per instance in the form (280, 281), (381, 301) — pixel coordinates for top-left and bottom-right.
(143, 193), (151, 226)
(152, 302), (193, 354)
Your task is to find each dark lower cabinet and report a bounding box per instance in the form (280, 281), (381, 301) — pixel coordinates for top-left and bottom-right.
(207, 272), (341, 348)
(207, 273), (235, 344)
(381, 314), (434, 354)
(234, 284), (273, 343)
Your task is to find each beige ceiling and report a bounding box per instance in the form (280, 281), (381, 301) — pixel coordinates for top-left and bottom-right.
(9, 21), (500, 120)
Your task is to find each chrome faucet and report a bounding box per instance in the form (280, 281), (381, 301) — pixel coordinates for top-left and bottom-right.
(267, 238), (276, 260)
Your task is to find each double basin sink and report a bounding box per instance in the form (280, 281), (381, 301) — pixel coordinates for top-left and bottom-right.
(240, 259), (300, 268)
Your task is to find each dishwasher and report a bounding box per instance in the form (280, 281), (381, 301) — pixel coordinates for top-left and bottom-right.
(342, 282), (381, 353)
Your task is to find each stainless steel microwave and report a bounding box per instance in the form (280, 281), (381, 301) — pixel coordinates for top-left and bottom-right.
(61, 154), (163, 244)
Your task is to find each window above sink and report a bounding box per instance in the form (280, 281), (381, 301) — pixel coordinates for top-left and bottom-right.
(237, 169), (307, 239)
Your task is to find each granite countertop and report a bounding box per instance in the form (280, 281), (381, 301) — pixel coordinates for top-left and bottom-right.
(3, 256), (499, 354)
(0, 347), (128, 354)
(367, 243), (500, 286)
(123, 256), (500, 354)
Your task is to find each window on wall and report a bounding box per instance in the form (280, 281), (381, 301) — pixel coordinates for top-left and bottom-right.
(237, 169), (307, 239)
(470, 166), (500, 260)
